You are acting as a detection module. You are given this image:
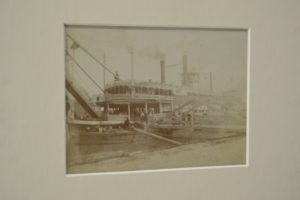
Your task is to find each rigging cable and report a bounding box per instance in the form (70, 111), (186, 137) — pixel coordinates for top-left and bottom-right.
(67, 51), (104, 92)
(66, 34), (137, 90)
(66, 34), (116, 77)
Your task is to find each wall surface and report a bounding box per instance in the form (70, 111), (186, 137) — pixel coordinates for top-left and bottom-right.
(0, 0), (299, 199)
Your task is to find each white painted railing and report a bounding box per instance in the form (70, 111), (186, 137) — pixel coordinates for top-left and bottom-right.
(104, 94), (174, 101)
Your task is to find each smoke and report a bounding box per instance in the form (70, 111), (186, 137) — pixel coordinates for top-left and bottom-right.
(132, 46), (165, 60)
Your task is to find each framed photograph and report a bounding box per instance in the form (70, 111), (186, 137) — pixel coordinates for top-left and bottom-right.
(2, 1), (299, 199)
(65, 25), (249, 174)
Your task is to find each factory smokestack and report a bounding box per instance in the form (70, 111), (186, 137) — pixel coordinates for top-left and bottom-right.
(182, 55), (188, 85)
(160, 60), (165, 84)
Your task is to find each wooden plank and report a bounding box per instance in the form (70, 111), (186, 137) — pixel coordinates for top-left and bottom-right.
(194, 125), (246, 131)
(68, 119), (124, 126)
(132, 127), (182, 146)
(150, 124), (186, 130)
(66, 80), (99, 118)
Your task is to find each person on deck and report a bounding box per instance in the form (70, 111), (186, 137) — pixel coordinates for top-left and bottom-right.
(124, 117), (131, 128)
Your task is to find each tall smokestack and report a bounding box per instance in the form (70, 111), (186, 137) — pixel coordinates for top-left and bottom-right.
(160, 60), (165, 84)
(182, 55), (188, 85)
(209, 72), (213, 92)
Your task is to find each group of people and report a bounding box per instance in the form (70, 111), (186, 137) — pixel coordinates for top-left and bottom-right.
(132, 108), (148, 123)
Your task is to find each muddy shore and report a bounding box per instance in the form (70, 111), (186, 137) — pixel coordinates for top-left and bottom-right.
(67, 126), (246, 174)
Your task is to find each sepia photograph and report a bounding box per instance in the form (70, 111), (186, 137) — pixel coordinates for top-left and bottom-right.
(65, 25), (248, 174)
(3, 0), (300, 199)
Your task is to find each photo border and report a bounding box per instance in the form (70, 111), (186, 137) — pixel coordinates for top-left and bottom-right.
(63, 24), (251, 176)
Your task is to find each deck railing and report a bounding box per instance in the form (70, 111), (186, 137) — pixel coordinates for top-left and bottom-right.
(104, 93), (174, 101)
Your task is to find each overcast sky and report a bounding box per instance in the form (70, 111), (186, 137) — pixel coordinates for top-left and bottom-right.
(65, 26), (247, 98)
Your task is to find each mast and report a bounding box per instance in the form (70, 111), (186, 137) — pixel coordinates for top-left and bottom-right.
(103, 54), (106, 88)
(130, 47), (134, 82)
